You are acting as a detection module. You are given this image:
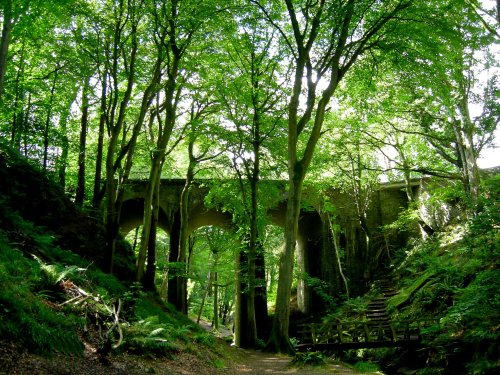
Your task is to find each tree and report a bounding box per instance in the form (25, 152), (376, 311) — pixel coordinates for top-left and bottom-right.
(215, 11), (288, 347)
(135, 0), (224, 285)
(172, 98), (224, 312)
(0, 0), (13, 99)
(253, 0), (412, 353)
(370, 0), (499, 217)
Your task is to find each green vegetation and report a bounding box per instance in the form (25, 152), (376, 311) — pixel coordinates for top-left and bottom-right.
(0, 0), (498, 371)
(333, 176), (500, 374)
(0, 145), (229, 371)
(292, 351), (327, 367)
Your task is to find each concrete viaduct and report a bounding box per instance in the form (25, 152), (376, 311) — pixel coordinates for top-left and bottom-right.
(119, 178), (414, 314)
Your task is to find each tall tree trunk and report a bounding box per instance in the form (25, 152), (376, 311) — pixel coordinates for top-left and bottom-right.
(42, 69), (58, 171)
(93, 72), (107, 208)
(58, 86), (78, 188)
(76, 76), (90, 205)
(197, 271), (212, 324)
(10, 42), (25, 149)
(136, 153), (162, 281)
(0, 0), (13, 100)
(212, 270), (219, 330)
(168, 211), (181, 304)
(104, 13), (138, 273)
(267, 175), (302, 354)
(328, 215), (349, 298)
(136, 51), (180, 283)
(144, 179), (160, 290)
(254, 247), (268, 340)
(457, 87), (480, 215)
(176, 157), (194, 314)
(234, 249), (250, 347)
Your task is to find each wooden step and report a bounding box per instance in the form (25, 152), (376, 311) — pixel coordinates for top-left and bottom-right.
(369, 318), (390, 323)
(366, 307), (386, 314)
(367, 303), (386, 310)
(367, 313), (389, 319)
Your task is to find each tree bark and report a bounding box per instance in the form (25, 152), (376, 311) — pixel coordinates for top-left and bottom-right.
(136, 0), (181, 282)
(76, 76), (90, 205)
(57, 86), (78, 188)
(0, 0), (13, 100)
(144, 180), (160, 291)
(104, 3), (139, 272)
(213, 270), (219, 330)
(168, 211), (181, 304)
(93, 72), (107, 208)
(176, 154), (195, 314)
(42, 69), (58, 171)
(10, 41), (25, 150)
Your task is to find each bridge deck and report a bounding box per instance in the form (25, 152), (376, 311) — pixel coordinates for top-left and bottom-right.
(295, 320), (437, 351)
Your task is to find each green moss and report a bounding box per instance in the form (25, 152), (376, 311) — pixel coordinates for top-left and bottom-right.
(387, 270), (434, 310)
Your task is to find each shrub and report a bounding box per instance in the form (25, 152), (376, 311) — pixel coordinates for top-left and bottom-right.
(292, 351), (326, 367)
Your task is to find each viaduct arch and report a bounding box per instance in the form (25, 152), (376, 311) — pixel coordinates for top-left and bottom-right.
(119, 179), (326, 315)
(119, 178), (416, 315)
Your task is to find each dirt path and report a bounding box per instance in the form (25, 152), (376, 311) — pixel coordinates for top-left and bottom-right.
(194, 320), (379, 374)
(229, 348), (373, 374)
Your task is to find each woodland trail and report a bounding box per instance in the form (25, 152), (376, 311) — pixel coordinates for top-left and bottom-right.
(230, 348), (377, 374)
(196, 320), (380, 374)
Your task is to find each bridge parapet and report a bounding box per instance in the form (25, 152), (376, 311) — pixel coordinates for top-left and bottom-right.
(296, 319), (439, 351)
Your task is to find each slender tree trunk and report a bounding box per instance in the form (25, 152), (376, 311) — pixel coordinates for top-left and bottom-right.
(168, 211), (181, 304)
(58, 86), (78, 188)
(104, 135), (119, 272)
(176, 158), (194, 314)
(22, 92), (31, 156)
(42, 70), (58, 171)
(0, 0), (13, 100)
(329, 215), (349, 298)
(213, 270), (219, 330)
(93, 72), (107, 208)
(136, 61), (179, 284)
(254, 247), (268, 340)
(136, 154), (162, 281)
(144, 180), (160, 290)
(197, 271), (212, 324)
(457, 90), (480, 215)
(10, 42), (25, 149)
(76, 76), (90, 205)
(104, 1), (139, 273)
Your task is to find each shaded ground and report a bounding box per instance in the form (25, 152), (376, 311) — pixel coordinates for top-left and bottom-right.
(0, 337), (381, 375)
(230, 348), (365, 374)
(194, 320), (379, 374)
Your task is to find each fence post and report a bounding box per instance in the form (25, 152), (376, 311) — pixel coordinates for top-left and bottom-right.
(337, 323), (343, 343)
(390, 322), (397, 342)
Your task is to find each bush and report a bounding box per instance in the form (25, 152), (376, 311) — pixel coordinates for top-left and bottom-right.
(292, 351), (326, 367)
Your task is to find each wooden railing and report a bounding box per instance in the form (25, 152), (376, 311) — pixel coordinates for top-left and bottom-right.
(295, 319), (439, 351)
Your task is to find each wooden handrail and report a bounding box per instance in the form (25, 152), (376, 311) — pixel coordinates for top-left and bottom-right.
(296, 319), (440, 347)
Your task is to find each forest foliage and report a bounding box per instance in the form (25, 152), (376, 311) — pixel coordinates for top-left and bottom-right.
(0, 0), (499, 366)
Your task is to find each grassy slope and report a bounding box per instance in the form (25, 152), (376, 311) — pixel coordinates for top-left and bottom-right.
(384, 204), (500, 374)
(330, 176), (500, 374)
(0, 143), (232, 373)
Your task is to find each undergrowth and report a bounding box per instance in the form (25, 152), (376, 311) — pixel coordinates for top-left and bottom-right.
(377, 176), (500, 374)
(0, 145), (222, 365)
(0, 209), (216, 360)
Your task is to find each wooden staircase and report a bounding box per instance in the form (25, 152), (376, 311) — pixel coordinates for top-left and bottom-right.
(365, 278), (397, 325)
(295, 277), (435, 351)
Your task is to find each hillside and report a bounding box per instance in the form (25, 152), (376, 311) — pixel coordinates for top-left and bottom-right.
(1, 141), (499, 374)
(321, 175), (500, 374)
(0, 143), (239, 374)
